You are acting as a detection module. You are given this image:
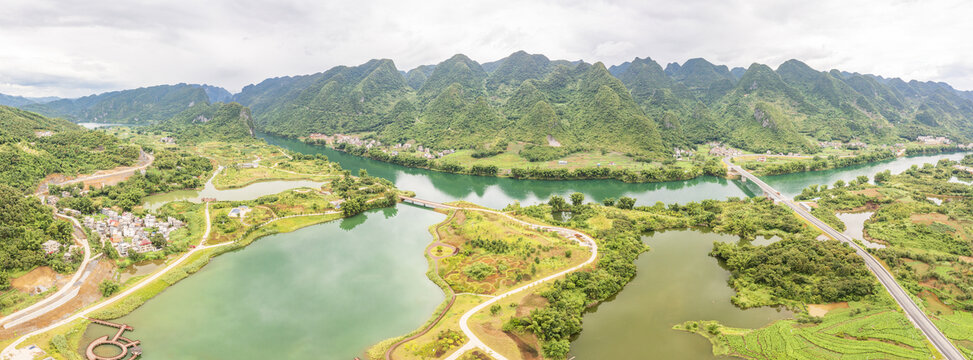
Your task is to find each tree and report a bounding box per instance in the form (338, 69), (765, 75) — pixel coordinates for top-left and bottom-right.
(99, 280), (120, 297)
(542, 339), (570, 359)
(570, 192), (585, 206)
(874, 170), (892, 183)
(616, 197), (636, 210)
(548, 195), (568, 211)
(128, 251), (145, 263)
(149, 232), (167, 249)
(341, 196), (367, 217)
(602, 197), (616, 206)
(833, 179), (845, 188)
(490, 304), (502, 315)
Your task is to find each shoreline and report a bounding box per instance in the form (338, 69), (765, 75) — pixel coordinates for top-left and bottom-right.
(276, 133), (969, 183)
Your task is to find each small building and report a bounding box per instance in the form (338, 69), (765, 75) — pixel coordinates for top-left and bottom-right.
(42, 240), (61, 254)
(329, 200), (345, 209)
(557, 160), (568, 165)
(228, 206), (252, 218)
(159, 137), (175, 144)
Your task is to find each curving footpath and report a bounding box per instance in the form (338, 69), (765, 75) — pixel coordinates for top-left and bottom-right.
(1, 202), (228, 360)
(399, 197), (599, 360)
(724, 157), (966, 360)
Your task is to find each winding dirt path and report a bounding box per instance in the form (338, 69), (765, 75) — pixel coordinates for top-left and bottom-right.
(397, 197), (599, 360)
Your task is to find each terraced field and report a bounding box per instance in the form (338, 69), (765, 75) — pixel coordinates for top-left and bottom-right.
(677, 302), (938, 359)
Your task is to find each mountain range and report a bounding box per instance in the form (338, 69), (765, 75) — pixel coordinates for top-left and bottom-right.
(9, 51), (973, 157)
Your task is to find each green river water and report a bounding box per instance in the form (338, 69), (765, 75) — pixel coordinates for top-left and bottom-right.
(80, 133), (969, 359)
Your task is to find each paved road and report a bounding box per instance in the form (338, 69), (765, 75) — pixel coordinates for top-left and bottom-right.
(1, 203), (228, 360)
(400, 197), (599, 360)
(724, 157), (966, 360)
(0, 214), (94, 329)
(4, 149), (157, 329)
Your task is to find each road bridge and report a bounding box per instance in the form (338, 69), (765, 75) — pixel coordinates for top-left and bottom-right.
(724, 157), (966, 360)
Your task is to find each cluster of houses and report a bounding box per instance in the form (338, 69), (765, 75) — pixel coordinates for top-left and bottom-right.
(83, 208), (185, 257)
(43, 190), (90, 208)
(917, 136), (952, 145)
(817, 141), (867, 149)
(309, 133), (384, 150)
(41, 240), (80, 261)
(673, 147), (694, 160)
(383, 143), (455, 159)
(707, 142), (743, 157)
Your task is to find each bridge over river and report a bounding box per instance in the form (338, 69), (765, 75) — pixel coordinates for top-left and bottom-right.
(725, 157), (966, 360)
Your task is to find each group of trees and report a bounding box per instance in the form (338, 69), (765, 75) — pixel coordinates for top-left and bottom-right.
(747, 150), (896, 176)
(0, 117), (140, 192)
(711, 237), (875, 304)
(75, 149), (213, 211)
(518, 144), (587, 162)
(503, 194), (879, 357)
(0, 184), (78, 277)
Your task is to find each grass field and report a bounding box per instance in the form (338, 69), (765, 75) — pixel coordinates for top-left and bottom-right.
(676, 300), (938, 359)
(436, 210), (585, 295)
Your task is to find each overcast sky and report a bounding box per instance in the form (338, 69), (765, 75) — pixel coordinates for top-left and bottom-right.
(2, 0), (971, 98)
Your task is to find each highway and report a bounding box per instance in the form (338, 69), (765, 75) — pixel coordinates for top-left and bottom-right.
(724, 157), (966, 360)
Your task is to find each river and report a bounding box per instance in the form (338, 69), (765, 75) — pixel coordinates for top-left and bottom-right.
(83, 133), (968, 359)
(259, 133), (969, 207)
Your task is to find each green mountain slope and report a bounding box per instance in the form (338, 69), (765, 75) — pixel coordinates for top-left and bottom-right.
(23, 84), (211, 124)
(244, 59), (410, 137)
(0, 106), (140, 192)
(21, 52), (973, 157)
(152, 102), (255, 143)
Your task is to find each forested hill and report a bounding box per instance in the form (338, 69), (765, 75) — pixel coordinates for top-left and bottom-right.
(13, 51), (973, 156)
(229, 51), (973, 156)
(22, 84), (231, 124)
(0, 106), (140, 193)
(150, 102), (256, 143)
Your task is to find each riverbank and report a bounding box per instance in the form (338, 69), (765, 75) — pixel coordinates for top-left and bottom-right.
(304, 137), (727, 183)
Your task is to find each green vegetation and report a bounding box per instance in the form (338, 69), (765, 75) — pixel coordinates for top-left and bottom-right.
(53, 148), (212, 211)
(0, 185), (78, 276)
(738, 150), (896, 176)
(230, 52), (973, 166)
(711, 237), (875, 308)
(150, 102), (255, 143)
(436, 209), (584, 294)
(0, 106), (140, 192)
(674, 300), (935, 359)
(23, 84), (213, 124)
(498, 195), (864, 359)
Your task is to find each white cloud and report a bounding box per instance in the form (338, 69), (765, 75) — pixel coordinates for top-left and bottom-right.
(0, 0), (971, 97)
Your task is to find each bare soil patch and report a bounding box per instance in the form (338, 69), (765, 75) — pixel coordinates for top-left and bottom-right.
(0, 259), (116, 338)
(807, 302), (849, 317)
(11, 267), (66, 294)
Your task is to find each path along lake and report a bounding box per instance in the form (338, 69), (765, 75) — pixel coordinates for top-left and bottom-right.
(85, 133), (969, 359)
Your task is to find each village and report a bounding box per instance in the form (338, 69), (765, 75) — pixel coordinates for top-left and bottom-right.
(81, 209), (185, 257)
(308, 133), (456, 159)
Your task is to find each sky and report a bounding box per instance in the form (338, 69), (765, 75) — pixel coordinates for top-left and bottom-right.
(1, 0), (971, 98)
